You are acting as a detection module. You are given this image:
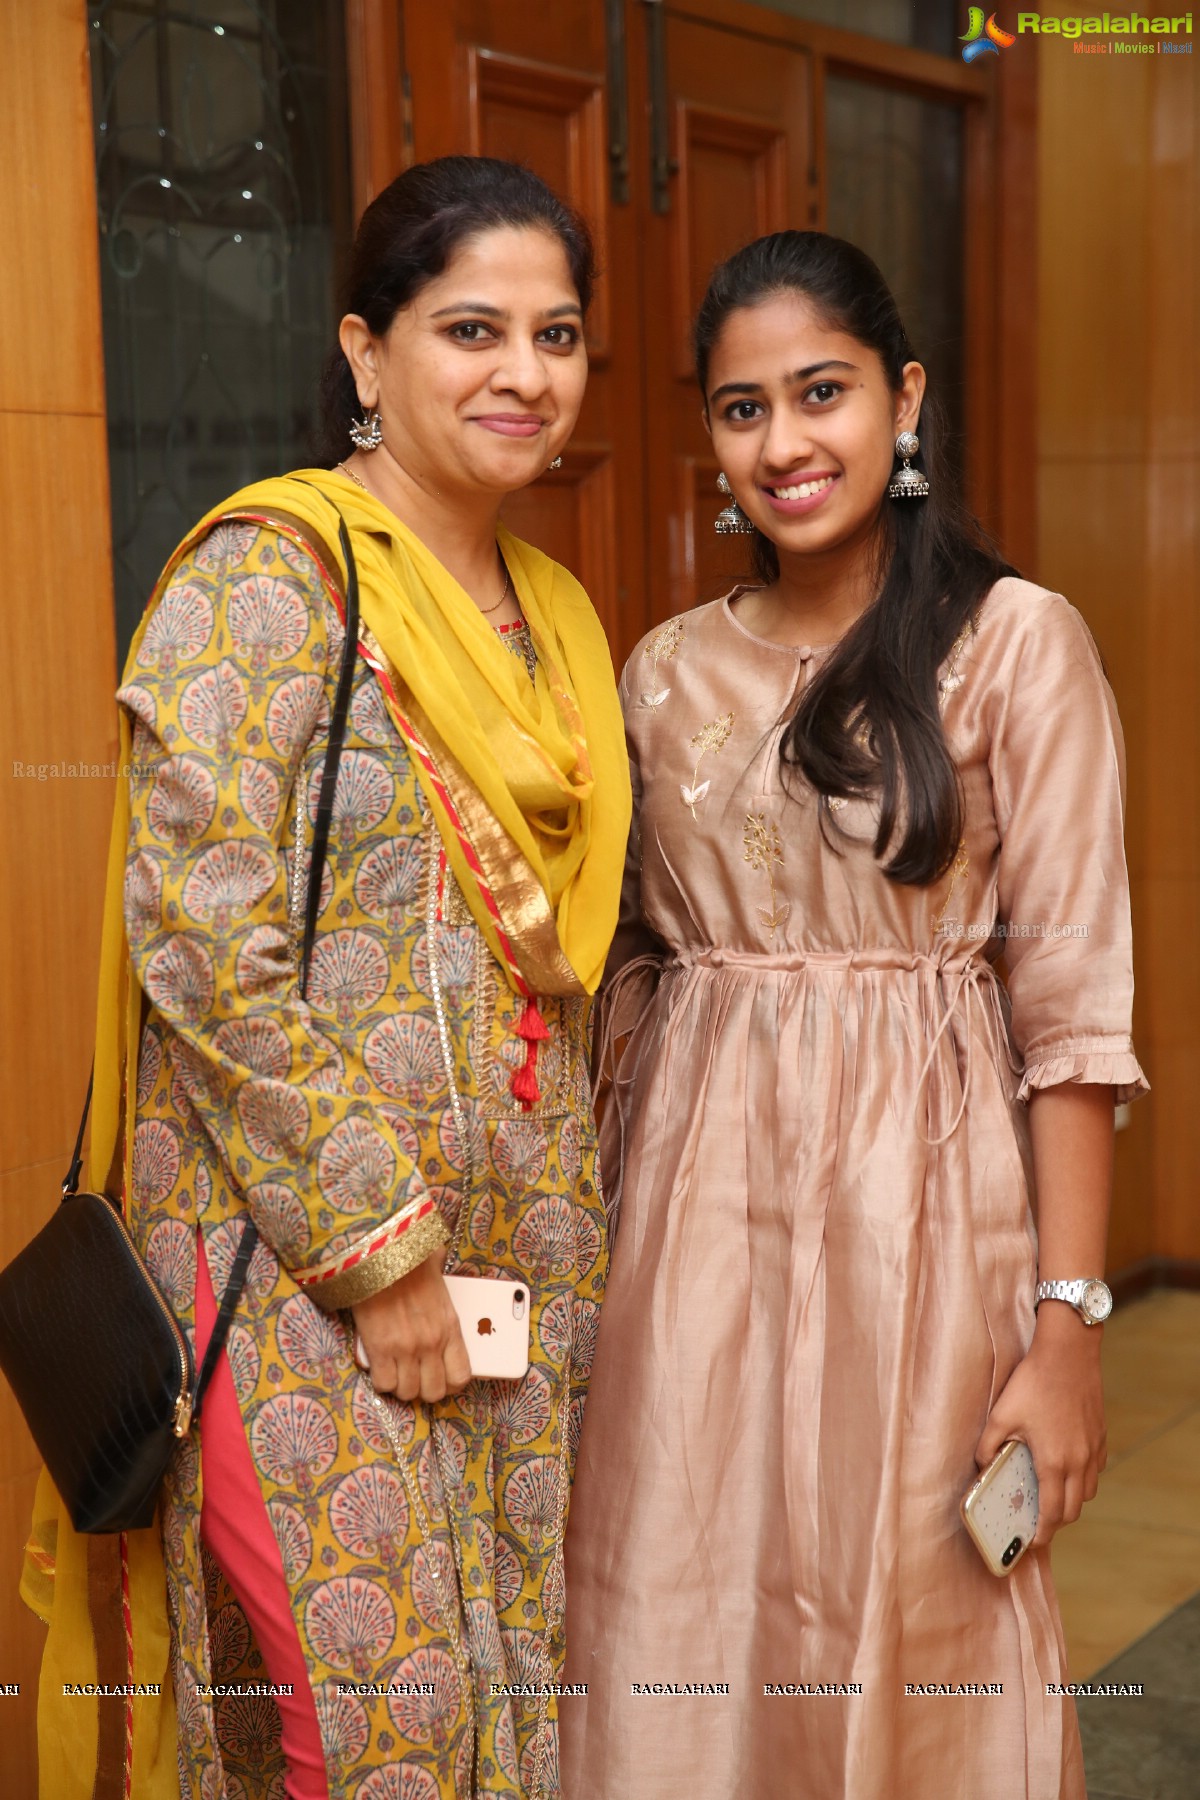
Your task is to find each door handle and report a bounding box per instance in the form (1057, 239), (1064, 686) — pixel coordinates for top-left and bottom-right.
(606, 0), (631, 205)
(643, 0), (677, 214)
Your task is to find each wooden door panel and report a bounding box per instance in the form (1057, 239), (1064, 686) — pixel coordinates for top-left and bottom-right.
(405, 3), (649, 663)
(639, 10), (812, 620)
(394, 2), (987, 656)
(673, 108), (788, 376)
(501, 446), (618, 645)
(467, 49), (611, 353)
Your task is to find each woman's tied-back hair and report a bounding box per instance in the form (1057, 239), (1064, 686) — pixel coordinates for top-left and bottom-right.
(694, 231), (1015, 887)
(315, 155), (596, 467)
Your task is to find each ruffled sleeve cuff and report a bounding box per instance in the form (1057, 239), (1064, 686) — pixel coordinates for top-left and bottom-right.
(1017, 1035), (1150, 1106)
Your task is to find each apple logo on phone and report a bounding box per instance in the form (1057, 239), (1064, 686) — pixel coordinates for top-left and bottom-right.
(477, 1318), (493, 1336)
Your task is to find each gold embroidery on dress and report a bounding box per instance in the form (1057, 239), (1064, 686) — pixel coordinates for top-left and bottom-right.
(640, 616), (684, 708)
(743, 811), (789, 937)
(441, 862), (474, 928)
(682, 710), (734, 816)
(938, 616), (976, 704)
(932, 839), (970, 936)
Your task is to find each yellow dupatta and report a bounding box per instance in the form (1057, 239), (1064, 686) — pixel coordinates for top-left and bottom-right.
(20, 667), (178, 1800)
(237, 468), (631, 999)
(20, 467), (630, 1796)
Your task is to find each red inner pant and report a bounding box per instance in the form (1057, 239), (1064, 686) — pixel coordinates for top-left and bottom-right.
(195, 1226), (329, 1799)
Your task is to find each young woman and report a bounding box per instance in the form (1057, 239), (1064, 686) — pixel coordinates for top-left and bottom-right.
(560, 232), (1146, 1799)
(23, 157), (629, 1800)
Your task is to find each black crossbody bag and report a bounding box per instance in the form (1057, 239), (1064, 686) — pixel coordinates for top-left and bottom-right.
(0, 501), (359, 1533)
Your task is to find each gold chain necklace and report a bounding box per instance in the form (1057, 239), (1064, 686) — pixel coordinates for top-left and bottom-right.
(476, 561), (511, 616)
(336, 461), (511, 617)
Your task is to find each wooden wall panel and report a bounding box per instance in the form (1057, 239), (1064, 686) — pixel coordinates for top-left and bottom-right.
(990, 48), (1039, 577)
(1142, 45), (1200, 1261)
(0, 415), (118, 1173)
(0, 4), (117, 1788)
(1035, 25), (1200, 1272)
(0, 4), (106, 417)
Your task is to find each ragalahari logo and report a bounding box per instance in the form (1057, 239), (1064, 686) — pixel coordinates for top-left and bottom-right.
(960, 8), (1018, 58)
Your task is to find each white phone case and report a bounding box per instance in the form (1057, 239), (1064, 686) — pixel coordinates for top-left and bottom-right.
(960, 1439), (1039, 1576)
(443, 1274), (531, 1381)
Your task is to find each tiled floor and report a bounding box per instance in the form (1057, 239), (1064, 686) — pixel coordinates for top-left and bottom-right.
(1053, 1290), (1200, 1681)
(1076, 1593), (1200, 1800)
(1049, 1289), (1200, 1798)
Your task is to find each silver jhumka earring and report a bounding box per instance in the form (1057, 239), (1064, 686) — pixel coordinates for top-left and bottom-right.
(887, 431), (929, 499)
(349, 408), (383, 452)
(715, 471), (755, 535)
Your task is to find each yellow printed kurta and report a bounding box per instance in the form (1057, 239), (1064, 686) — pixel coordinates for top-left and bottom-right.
(121, 515), (606, 1798)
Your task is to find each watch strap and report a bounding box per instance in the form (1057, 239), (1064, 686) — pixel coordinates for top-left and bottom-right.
(1035, 1277), (1111, 1324)
(1036, 1279), (1089, 1307)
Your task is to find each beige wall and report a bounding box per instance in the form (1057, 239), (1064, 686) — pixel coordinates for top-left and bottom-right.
(0, 3), (118, 1786)
(1035, 19), (1200, 1273)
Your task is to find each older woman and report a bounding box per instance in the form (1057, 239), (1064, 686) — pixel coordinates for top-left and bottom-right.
(23, 155), (629, 1800)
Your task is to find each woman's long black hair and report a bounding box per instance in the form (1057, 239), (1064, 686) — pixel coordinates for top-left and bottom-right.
(694, 231), (1016, 887)
(313, 156), (595, 467)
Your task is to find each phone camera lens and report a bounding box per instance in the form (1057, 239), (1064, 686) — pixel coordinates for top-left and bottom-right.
(514, 1289), (525, 1303)
(1002, 1537), (1022, 1566)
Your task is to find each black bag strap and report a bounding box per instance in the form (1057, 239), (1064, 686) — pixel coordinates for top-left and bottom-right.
(191, 1204), (260, 1423)
(299, 508), (360, 1000)
(66, 495), (363, 1418)
(63, 1068), (94, 1199)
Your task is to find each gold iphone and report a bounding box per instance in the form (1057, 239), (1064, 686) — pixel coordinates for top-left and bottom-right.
(443, 1274), (531, 1381)
(960, 1439), (1039, 1576)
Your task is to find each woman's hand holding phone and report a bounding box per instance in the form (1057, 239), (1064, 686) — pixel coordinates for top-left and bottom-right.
(973, 1304), (1107, 1548)
(351, 1247), (471, 1404)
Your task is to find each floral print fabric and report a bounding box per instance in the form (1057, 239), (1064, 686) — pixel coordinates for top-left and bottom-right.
(120, 518), (606, 1798)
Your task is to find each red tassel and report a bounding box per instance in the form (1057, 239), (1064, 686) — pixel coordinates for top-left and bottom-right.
(515, 1000), (551, 1042)
(510, 999), (550, 1110)
(510, 1046), (541, 1109)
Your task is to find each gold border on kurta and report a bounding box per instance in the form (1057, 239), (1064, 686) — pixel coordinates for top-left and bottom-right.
(305, 1210), (450, 1309)
(360, 621), (585, 998)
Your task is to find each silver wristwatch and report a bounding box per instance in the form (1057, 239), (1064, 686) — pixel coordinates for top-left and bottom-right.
(1035, 1277), (1113, 1326)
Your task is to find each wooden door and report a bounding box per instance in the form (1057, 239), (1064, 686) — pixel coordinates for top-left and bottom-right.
(361, 0), (1018, 665)
(403, 2), (651, 659)
(632, 5), (813, 620)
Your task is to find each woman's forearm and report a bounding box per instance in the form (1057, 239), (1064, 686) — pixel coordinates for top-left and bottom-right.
(976, 1082), (1115, 1539)
(1027, 1082), (1115, 1293)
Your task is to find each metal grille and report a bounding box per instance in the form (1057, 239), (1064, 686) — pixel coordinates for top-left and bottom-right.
(825, 76), (966, 479)
(88, 0), (352, 661)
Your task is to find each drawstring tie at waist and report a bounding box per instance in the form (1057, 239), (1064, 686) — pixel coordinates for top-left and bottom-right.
(910, 957), (1021, 1146)
(598, 946), (1022, 1160)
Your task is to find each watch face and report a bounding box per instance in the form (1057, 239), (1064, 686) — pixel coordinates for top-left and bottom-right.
(1082, 1279), (1113, 1322)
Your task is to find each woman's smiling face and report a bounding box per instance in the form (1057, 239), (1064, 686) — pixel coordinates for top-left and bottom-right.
(704, 290), (924, 560)
(341, 223), (587, 497)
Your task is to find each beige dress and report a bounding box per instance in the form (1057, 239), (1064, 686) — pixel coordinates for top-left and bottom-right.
(559, 579), (1148, 1800)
